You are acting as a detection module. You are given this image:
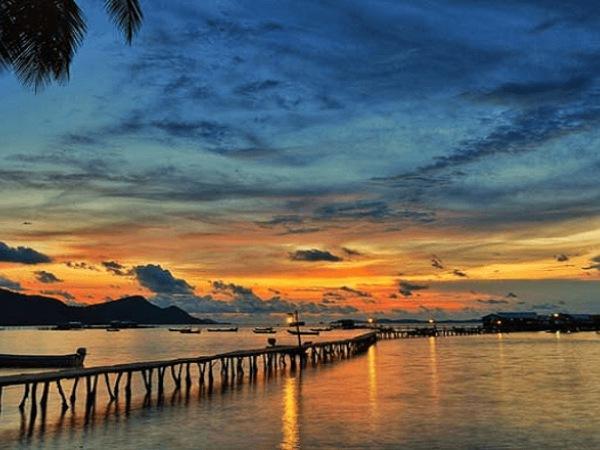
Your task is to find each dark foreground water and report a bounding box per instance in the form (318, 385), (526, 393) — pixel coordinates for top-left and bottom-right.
(0, 328), (599, 449)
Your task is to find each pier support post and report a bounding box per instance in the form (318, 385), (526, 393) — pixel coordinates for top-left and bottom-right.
(85, 376), (92, 410)
(113, 372), (123, 400)
(56, 380), (69, 413)
(220, 359), (227, 383)
(171, 364), (182, 390)
(141, 369), (153, 395)
(197, 363), (205, 386)
(158, 367), (166, 398)
(208, 363), (214, 389)
(30, 383), (38, 422)
(70, 377), (79, 407)
(236, 357), (244, 378)
(104, 373), (115, 401)
(19, 383), (30, 412)
(125, 371), (132, 404)
(185, 364), (192, 390)
(40, 381), (50, 412)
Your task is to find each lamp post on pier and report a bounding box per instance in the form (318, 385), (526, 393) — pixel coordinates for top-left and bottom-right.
(287, 310), (302, 348)
(429, 318), (437, 336)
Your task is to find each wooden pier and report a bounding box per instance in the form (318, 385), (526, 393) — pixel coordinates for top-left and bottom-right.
(0, 331), (378, 420)
(0, 325), (486, 426)
(377, 325), (483, 339)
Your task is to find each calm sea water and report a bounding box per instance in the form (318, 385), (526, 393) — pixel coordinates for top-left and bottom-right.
(0, 328), (599, 449)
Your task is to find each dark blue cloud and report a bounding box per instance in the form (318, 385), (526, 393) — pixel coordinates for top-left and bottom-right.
(431, 255), (444, 270)
(452, 269), (468, 278)
(290, 249), (342, 262)
(34, 271), (62, 284)
(0, 242), (51, 265)
(339, 286), (372, 298)
(342, 247), (363, 257)
(65, 261), (99, 271)
(398, 281), (429, 297)
(476, 298), (509, 305)
(133, 264), (195, 295)
(150, 277), (358, 315)
(102, 261), (132, 276)
(40, 290), (76, 303)
(582, 255), (600, 271)
(0, 275), (23, 291)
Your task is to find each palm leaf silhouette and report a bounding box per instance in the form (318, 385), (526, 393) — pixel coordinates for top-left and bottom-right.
(0, 0), (142, 90)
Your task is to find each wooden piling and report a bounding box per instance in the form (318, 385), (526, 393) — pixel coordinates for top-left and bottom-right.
(56, 380), (68, 412)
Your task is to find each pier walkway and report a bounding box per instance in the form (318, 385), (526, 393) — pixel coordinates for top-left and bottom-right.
(0, 325), (482, 420)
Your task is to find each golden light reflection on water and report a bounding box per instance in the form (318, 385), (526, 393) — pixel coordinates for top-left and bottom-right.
(367, 345), (379, 429)
(281, 375), (300, 450)
(428, 337), (439, 406)
(496, 332), (507, 409)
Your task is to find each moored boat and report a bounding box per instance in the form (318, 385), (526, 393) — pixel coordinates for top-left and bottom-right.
(253, 327), (276, 334)
(287, 329), (319, 336)
(310, 327), (332, 332)
(52, 321), (84, 330)
(207, 327), (238, 332)
(179, 328), (200, 334)
(0, 348), (86, 368)
(107, 328), (120, 332)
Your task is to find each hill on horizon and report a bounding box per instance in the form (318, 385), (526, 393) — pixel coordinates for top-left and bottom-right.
(0, 288), (216, 326)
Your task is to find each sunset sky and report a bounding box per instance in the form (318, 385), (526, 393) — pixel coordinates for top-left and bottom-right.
(1, 0), (599, 320)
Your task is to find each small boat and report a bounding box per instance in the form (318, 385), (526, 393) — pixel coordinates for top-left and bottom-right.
(168, 327), (190, 332)
(0, 348), (86, 368)
(310, 327), (332, 332)
(52, 321), (84, 330)
(207, 327), (238, 332)
(253, 327), (276, 334)
(287, 329), (319, 336)
(107, 328), (120, 332)
(179, 328), (201, 334)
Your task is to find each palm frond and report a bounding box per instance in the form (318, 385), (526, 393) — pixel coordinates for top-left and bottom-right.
(104, 0), (143, 44)
(0, 0), (87, 90)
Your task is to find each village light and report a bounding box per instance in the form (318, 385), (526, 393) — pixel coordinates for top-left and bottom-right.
(368, 318), (374, 324)
(428, 319), (434, 324)
(496, 320), (502, 325)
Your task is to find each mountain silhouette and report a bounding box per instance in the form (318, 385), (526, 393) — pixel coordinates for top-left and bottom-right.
(0, 289), (215, 326)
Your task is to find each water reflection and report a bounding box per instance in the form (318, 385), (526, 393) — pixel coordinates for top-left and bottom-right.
(281, 375), (301, 450)
(2, 333), (600, 449)
(367, 345), (378, 429)
(428, 337), (439, 406)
